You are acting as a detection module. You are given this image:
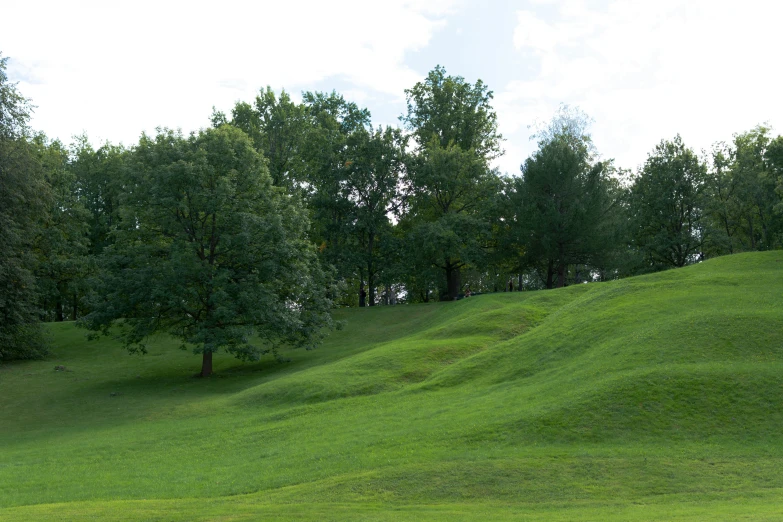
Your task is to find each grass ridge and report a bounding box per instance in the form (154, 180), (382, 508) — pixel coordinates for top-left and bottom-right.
(2, 252), (783, 519)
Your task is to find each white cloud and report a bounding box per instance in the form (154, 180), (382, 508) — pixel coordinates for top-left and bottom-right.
(498, 0), (783, 174)
(5, 0), (780, 178)
(1, 0), (454, 146)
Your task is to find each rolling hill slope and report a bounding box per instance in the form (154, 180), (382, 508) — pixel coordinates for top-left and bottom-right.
(1, 252), (782, 520)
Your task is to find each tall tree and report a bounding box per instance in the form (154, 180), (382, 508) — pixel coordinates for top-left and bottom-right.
(630, 135), (708, 269)
(69, 137), (128, 257)
(227, 89), (382, 305)
(228, 87), (309, 192)
(0, 53), (49, 359)
(32, 135), (90, 322)
(81, 125), (335, 377)
(300, 91), (372, 281)
(731, 126), (781, 250)
(589, 171), (636, 280)
(341, 126), (406, 306)
(768, 135), (783, 214)
(403, 65), (502, 160)
(513, 108), (610, 288)
(704, 140), (742, 255)
(704, 127), (783, 255)
(403, 141), (500, 299)
(401, 66), (503, 300)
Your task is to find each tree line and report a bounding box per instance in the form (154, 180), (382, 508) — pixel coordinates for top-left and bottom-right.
(3, 55), (783, 373)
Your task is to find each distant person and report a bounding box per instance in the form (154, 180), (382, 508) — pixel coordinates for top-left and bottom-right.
(389, 287), (397, 305)
(359, 283), (366, 307)
(464, 286), (472, 297)
(508, 278), (514, 292)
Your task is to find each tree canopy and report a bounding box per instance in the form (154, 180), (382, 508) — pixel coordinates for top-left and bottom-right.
(4, 55), (783, 369)
(631, 135), (708, 269)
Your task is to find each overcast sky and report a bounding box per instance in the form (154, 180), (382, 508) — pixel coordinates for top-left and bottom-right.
(3, 0), (781, 175)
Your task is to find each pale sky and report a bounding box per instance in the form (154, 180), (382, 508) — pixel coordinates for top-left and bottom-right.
(3, 0), (781, 175)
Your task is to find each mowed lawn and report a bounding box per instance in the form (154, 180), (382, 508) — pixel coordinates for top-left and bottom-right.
(2, 252), (783, 520)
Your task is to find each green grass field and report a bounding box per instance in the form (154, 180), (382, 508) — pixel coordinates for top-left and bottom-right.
(2, 252), (783, 520)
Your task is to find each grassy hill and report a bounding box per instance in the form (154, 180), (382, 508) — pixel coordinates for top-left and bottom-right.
(1, 252), (783, 520)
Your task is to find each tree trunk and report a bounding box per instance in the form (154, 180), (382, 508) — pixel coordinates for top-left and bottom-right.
(556, 263), (566, 288)
(367, 235), (376, 306)
(368, 273), (376, 306)
(359, 267), (366, 307)
(446, 264), (461, 300)
(200, 351), (213, 377)
(723, 214), (734, 254)
(518, 273), (522, 292)
(760, 209), (769, 249)
(55, 295), (64, 322)
(545, 260), (554, 290)
(72, 293), (78, 321)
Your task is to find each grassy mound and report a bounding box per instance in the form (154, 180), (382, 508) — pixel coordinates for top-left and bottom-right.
(1, 252), (782, 520)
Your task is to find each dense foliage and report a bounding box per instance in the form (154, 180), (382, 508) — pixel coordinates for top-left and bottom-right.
(0, 54), (50, 360)
(3, 53), (783, 369)
(80, 126), (335, 377)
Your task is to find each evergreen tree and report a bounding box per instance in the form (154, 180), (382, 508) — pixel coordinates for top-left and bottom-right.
(514, 114), (609, 288)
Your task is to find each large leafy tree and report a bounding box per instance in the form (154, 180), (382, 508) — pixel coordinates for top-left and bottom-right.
(0, 53), (50, 360)
(704, 127), (783, 255)
(401, 66), (503, 300)
(630, 135), (708, 269)
(82, 125), (335, 377)
(403, 141), (500, 299)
